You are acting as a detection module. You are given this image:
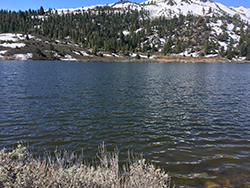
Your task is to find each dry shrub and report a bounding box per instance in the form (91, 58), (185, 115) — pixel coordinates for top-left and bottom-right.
(0, 143), (171, 188)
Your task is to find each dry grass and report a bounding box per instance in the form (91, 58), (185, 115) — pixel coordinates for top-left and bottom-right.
(0, 143), (171, 188)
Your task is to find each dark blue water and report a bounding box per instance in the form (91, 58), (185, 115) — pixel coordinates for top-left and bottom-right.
(1, 61), (250, 187)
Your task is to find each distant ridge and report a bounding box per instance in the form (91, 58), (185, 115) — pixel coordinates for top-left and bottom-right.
(51, 0), (250, 22)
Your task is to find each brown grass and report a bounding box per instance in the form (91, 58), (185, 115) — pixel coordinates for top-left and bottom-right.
(0, 143), (171, 188)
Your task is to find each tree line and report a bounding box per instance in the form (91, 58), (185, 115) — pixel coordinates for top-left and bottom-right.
(0, 6), (250, 59)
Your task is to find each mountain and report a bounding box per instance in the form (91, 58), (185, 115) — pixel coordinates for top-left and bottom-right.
(1, 0), (250, 61)
(52, 0), (250, 23)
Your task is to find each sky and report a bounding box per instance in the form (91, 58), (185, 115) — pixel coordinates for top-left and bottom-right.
(1, 0), (250, 12)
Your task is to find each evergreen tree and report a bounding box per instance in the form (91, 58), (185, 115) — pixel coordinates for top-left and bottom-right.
(135, 54), (141, 59)
(39, 6), (45, 15)
(163, 37), (173, 55)
(204, 40), (209, 55)
(227, 48), (233, 60)
(92, 46), (98, 55)
(48, 43), (55, 51)
(220, 46), (225, 57)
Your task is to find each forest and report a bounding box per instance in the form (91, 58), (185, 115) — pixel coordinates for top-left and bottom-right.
(1, 5), (250, 60)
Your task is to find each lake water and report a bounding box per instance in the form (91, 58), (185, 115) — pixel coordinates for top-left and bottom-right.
(1, 60), (250, 187)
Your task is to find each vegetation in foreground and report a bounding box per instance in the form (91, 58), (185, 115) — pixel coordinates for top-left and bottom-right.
(0, 144), (170, 188)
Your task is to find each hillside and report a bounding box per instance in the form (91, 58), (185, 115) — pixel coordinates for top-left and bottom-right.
(0, 0), (250, 62)
(53, 0), (250, 22)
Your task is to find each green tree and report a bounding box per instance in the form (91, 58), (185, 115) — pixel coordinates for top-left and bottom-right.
(93, 46), (98, 55)
(204, 40), (209, 55)
(39, 6), (45, 15)
(47, 43), (55, 51)
(163, 37), (172, 55)
(147, 52), (150, 58)
(220, 46), (225, 57)
(227, 48), (233, 60)
(35, 48), (43, 57)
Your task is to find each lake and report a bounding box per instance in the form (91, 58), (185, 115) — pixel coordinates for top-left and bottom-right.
(0, 60), (250, 187)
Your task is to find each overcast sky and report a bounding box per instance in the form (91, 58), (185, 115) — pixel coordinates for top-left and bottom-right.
(1, 0), (250, 12)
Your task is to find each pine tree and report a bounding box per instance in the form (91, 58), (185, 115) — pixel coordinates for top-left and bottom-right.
(48, 43), (55, 51)
(147, 52), (150, 58)
(204, 40), (209, 55)
(39, 6), (45, 15)
(227, 49), (233, 60)
(220, 46), (225, 57)
(92, 46), (98, 55)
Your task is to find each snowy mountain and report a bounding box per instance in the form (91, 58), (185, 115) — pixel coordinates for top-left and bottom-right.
(142, 0), (250, 21)
(51, 0), (250, 23)
(1, 0), (250, 61)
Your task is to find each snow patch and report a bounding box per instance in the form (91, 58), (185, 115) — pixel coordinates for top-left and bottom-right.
(205, 54), (218, 58)
(159, 38), (166, 44)
(13, 53), (33, 60)
(60, 54), (77, 61)
(80, 51), (93, 57)
(0, 33), (34, 42)
(103, 54), (112, 57)
(130, 53), (153, 59)
(176, 48), (199, 57)
(112, 53), (120, 58)
(236, 57), (246, 61)
(218, 41), (228, 51)
(135, 28), (143, 33)
(0, 50), (7, 55)
(123, 30), (130, 36)
(0, 43), (26, 48)
(73, 51), (81, 56)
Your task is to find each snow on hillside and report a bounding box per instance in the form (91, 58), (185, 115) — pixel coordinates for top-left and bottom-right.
(0, 50), (7, 55)
(49, 0), (250, 23)
(111, 1), (141, 10)
(142, 0), (221, 17)
(0, 43), (26, 48)
(50, 4), (109, 15)
(61, 54), (77, 61)
(0, 33), (34, 42)
(13, 53), (33, 60)
(231, 6), (250, 20)
(141, 0), (250, 22)
(208, 20), (241, 51)
(0, 33), (37, 49)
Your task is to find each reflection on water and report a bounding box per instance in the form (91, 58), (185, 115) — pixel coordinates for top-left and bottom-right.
(1, 61), (250, 187)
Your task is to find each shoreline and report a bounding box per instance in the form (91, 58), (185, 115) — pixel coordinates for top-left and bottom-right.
(1, 54), (250, 63)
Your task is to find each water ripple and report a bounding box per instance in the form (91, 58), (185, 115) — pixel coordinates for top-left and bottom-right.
(1, 61), (250, 187)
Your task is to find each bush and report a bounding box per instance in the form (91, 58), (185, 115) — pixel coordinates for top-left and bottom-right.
(246, 54), (250, 60)
(0, 144), (171, 188)
(135, 54), (141, 59)
(58, 50), (66, 57)
(47, 43), (55, 51)
(227, 52), (233, 60)
(86, 51), (92, 55)
(147, 52), (150, 58)
(34, 48), (44, 57)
